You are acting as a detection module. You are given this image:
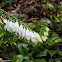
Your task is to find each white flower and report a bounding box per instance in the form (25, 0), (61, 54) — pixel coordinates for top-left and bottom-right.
(4, 20), (9, 30)
(4, 20), (44, 44)
(44, 32), (48, 36)
(19, 25), (23, 37)
(8, 21), (14, 32)
(13, 22), (19, 33)
(30, 31), (35, 38)
(42, 36), (46, 41)
(3, 19), (7, 23)
(31, 38), (37, 44)
(44, 36), (47, 39)
(25, 29), (31, 41)
(34, 32), (42, 43)
(46, 27), (49, 31)
(22, 28), (26, 38)
(30, 31), (38, 43)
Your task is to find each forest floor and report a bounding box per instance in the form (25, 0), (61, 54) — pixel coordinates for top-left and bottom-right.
(3, 0), (61, 23)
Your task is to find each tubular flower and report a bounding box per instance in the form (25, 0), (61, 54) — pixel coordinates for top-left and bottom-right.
(4, 20), (42, 44)
(41, 27), (49, 41)
(44, 32), (48, 36)
(34, 32), (42, 43)
(46, 27), (49, 32)
(42, 36), (46, 41)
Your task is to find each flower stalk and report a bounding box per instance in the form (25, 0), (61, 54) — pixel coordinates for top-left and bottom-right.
(4, 20), (42, 44)
(0, 9), (50, 44)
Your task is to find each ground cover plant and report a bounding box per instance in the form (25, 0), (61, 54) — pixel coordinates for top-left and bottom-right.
(0, 0), (62, 62)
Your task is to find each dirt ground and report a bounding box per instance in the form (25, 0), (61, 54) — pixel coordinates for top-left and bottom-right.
(3, 0), (61, 23)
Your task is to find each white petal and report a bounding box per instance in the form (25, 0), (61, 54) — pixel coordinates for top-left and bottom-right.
(25, 29), (30, 40)
(30, 31), (35, 38)
(46, 27), (49, 31)
(44, 32), (48, 36)
(31, 38), (37, 44)
(13, 22), (19, 33)
(42, 36), (46, 41)
(22, 28), (26, 38)
(19, 25), (23, 35)
(3, 19), (7, 23)
(34, 32), (42, 43)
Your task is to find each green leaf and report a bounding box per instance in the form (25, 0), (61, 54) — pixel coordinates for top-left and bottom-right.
(50, 20), (58, 30)
(48, 50), (57, 57)
(0, 30), (4, 35)
(23, 60), (34, 62)
(46, 38), (55, 46)
(7, 39), (16, 44)
(58, 5), (62, 10)
(0, 23), (3, 30)
(18, 43), (28, 56)
(54, 15), (60, 22)
(55, 58), (61, 62)
(58, 51), (62, 56)
(36, 50), (47, 57)
(18, 14), (24, 18)
(52, 32), (59, 37)
(0, 54), (10, 59)
(55, 38), (62, 43)
(48, 58), (54, 62)
(35, 58), (46, 62)
(0, 40), (3, 44)
(13, 13), (18, 18)
(12, 55), (24, 62)
(42, 0), (46, 3)
(29, 7), (35, 12)
(46, 2), (54, 10)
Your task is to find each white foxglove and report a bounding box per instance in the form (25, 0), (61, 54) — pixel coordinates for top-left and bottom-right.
(3, 19), (7, 23)
(42, 36), (46, 41)
(44, 36), (47, 39)
(4, 20), (44, 44)
(19, 25), (23, 37)
(4, 20), (9, 30)
(34, 32), (42, 43)
(44, 32), (48, 36)
(25, 29), (31, 41)
(30, 31), (37, 43)
(8, 21), (14, 32)
(22, 28), (26, 38)
(13, 22), (19, 33)
(46, 27), (49, 31)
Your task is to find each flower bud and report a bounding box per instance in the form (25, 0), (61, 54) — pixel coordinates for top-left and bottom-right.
(44, 32), (48, 36)
(3, 19), (7, 23)
(25, 29), (31, 41)
(46, 27), (49, 31)
(34, 32), (42, 43)
(42, 36), (46, 41)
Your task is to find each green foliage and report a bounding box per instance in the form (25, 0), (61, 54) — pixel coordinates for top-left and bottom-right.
(23, 60), (34, 62)
(12, 55), (24, 62)
(48, 50), (57, 57)
(0, 9), (62, 62)
(35, 58), (46, 62)
(55, 58), (62, 62)
(46, 2), (54, 10)
(18, 43), (28, 56)
(0, 0), (13, 8)
(13, 13), (24, 19)
(36, 50), (47, 57)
